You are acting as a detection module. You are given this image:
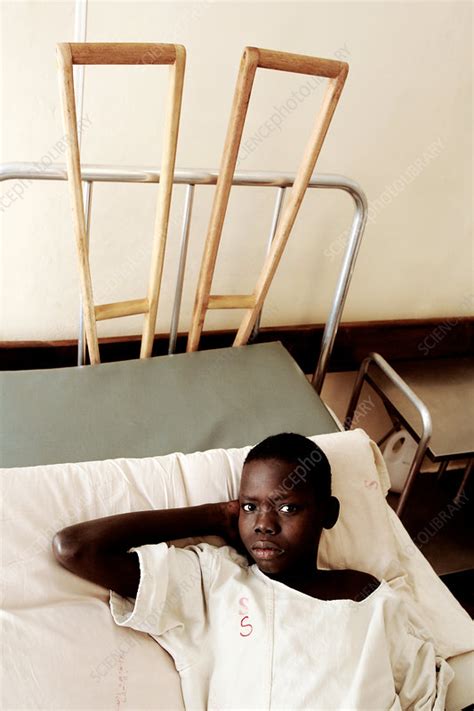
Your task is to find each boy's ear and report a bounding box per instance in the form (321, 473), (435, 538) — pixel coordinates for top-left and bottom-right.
(322, 496), (340, 530)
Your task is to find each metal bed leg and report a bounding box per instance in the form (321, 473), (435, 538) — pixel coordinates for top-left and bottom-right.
(168, 184), (195, 355)
(454, 458), (473, 505)
(249, 186), (286, 343)
(311, 184), (367, 395)
(344, 352), (432, 518)
(436, 459), (449, 481)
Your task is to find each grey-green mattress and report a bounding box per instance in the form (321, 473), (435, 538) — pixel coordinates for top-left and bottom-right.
(0, 342), (339, 468)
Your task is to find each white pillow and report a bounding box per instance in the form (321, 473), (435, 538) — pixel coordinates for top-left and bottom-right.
(1, 428), (472, 711)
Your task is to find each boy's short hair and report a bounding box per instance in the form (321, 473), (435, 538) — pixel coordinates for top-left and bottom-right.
(244, 432), (332, 502)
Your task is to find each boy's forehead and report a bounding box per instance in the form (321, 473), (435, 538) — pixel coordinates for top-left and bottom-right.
(240, 457), (309, 492)
(242, 457), (295, 477)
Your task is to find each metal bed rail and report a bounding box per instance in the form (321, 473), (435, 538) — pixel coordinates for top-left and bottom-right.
(344, 352), (433, 516)
(1, 162), (368, 393)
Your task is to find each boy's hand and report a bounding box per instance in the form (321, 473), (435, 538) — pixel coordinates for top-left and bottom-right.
(218, 500), (246, 555)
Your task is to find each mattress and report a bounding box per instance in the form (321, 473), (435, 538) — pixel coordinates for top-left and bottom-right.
(0, 341), (338, 468)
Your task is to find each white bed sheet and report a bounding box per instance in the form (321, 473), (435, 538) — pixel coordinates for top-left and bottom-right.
(1, 429), (473, 710)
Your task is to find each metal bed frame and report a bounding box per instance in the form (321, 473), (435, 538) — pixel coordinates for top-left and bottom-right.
(345, 352), (433, 516)
(1, 162), (367, 394)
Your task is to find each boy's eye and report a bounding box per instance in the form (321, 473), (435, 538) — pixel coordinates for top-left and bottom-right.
(241, 503), (256, 512)
(241, 502), (299, 513)
(279, 504), (298, 513)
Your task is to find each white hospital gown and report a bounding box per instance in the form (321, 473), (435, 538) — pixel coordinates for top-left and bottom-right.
(109, 542), (453, 710)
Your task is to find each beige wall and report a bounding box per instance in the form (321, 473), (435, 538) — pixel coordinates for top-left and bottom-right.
(1, 0), (472, 341)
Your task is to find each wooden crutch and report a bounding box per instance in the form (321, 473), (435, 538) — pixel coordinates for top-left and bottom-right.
(186, 47), (348, 353)
(57, 43), (185, 365)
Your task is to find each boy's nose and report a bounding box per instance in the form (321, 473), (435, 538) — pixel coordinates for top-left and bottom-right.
(255, 522), (275, 534)
(254, 512), (279, 534)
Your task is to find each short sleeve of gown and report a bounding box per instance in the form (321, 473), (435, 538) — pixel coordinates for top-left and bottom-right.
(388, 590), (455, 710)
(109, 541), (216, 668)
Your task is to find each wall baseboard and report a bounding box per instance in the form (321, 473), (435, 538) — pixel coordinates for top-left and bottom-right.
(1, 317), (472, 372)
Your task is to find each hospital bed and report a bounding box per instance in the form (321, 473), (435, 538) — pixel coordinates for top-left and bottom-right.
(2, 159), (473, 709)
(2, 44), (473, 709)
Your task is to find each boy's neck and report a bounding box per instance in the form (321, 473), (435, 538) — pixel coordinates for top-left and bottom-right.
(261, 565), (381, 602)
(263, 562), (322, 588)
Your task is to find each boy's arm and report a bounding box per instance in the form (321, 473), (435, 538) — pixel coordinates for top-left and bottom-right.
(52, 502), (233, 599)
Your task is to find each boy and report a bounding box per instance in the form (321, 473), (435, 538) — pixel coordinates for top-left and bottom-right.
(53, 433), (452, 709)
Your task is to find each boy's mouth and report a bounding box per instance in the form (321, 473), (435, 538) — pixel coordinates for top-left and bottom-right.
(251, 540), (285, 560)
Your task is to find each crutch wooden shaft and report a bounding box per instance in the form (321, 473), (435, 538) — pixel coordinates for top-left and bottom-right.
(234, 70), (348, 346)
(57, 43), (101, 365)
(140, 45), (186, 359)
(68, 42), (177, 65)
(186, 47), (260, 353)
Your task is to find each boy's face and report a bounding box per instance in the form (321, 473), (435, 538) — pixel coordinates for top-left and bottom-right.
(238, 457), (325, 578)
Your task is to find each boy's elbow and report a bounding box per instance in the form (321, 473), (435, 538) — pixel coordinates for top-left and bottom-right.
(52, 528), (79, 563)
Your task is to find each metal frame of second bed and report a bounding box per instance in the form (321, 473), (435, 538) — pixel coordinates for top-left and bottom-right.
(1, 162), (367, 396)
